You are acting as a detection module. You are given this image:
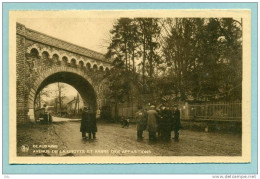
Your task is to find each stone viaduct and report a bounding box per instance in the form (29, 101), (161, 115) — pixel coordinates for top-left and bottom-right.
(16, 23), (112, 123)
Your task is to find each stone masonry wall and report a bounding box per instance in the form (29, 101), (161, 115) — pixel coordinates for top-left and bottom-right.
(16, 23), (28, 124)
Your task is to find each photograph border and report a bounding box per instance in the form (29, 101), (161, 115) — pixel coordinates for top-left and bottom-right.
(2, 2), (258, 174)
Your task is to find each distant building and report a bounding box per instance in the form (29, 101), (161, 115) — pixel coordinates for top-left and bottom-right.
(67, 95), (84, 116)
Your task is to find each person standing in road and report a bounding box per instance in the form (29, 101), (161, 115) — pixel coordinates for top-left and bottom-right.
(80, 106), (89, 139)
(86, 107), (97, 140)
(135, 106), (147, 140)
(159, 105), (173, 141)
(146, 105), (159, 141)
(172, 105), (181, 141)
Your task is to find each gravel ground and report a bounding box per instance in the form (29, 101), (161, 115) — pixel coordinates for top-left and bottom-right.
(17, 117), (242, 156)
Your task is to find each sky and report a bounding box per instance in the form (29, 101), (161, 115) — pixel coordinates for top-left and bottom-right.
(17, 18), (116, 54)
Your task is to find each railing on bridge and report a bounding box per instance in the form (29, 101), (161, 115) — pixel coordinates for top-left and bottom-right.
(181, 102), (242, 122)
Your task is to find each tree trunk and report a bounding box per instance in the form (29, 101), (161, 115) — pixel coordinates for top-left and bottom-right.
(58, 82), (62, 116)
(142, 35), (146, 91)
(114, 100), (119, 122)
(132, 49), (135, 72)
(125, 41), (128, 70)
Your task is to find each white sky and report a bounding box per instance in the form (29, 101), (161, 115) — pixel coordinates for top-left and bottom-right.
(17, 18), (116, 54)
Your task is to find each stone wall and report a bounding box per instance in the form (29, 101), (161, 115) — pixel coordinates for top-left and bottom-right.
(16, 23), (28, 124)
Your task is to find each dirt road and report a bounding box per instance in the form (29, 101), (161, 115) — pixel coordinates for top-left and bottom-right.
(17, 117), (241, 156)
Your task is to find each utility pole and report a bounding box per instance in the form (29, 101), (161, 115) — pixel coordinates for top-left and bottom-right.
(58, 82), (62, 116)
(77, 93), (80, 114)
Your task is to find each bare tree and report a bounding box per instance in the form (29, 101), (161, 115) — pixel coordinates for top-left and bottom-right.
(57, 82), (66, 116)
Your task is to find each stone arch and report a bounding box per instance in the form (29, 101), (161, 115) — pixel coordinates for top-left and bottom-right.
(79, 60), (84, 68)
(39, 48), (51, 59)
(105, 67), (110, 72)
(62, 56), (68, 65)
(93, 64), (98, 71)
(86, 62), (91, 69)
(27, 44), (41, 55)
(29, 48), (40, 58)
(42, 51), (50, 59)
(50, 50), (62, 59)
(99, 66), (104, 71)
(68, 55), (76, 62)
(52, 54), (60, 65)
(27, 66), (99, 122)
(52, 53), (59, 61)
(70, 58), (77, 66)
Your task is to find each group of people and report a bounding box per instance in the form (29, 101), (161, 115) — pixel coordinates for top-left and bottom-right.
(80, 106), (97, 140)
(80, 104), (180, 141)
(135, 104), (181, 142)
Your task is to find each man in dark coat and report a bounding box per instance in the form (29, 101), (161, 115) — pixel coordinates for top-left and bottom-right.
(172, 105), (181, 141)
(80, 107), (89, 139)
(135, 106), (147, 140)
(80, 107), (97, 139)
(159, 105), (173, 141)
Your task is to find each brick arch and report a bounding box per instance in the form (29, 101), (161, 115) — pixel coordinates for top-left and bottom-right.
(41, 51), (50, 58)
(39, 47), (51, 56)
(99, 66), (104, 71)
(68, 56), (78, 64)
(78, 58), (85, 66)
(50, 50), (62, 59)
(26, 44), (41, 55)
(105, 67), (110, 71)
(27, 66), (98, 122)
(79, 60), (84, 68)
(61, 56), (69, 64)
(70, 58), (77, 66)
(93, 64), (98, 70)
(86, 62), (91, 69)
(52, 53), (60, 62)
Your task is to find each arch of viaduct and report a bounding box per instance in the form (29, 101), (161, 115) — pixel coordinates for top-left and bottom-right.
(16, 23), (112, 123)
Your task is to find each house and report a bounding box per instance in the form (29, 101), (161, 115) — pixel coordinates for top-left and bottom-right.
(67, 95), (84, 116)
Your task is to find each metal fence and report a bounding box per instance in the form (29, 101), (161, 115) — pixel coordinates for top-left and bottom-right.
(181, 102), (242, 121)
(118, 104), (138, 119)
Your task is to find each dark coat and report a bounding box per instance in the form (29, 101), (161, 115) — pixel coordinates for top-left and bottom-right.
(80, 111), (97, 133)
(173, 109), (181, 130)
(147, 109), (159, 132)
(159, 109), (173, 132)
(135, 110), (147, 131)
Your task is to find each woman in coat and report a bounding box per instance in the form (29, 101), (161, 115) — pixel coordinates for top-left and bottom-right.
(146, 105), (159, 141)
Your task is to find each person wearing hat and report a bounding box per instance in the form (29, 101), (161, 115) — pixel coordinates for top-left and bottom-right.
(172, 105), (181, 141)
(85, 106), (97, 140)
(146, 105), (159, 141)
(80, 106), (89, 139)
